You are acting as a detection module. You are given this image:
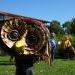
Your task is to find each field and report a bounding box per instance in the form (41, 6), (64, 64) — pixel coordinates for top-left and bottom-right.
(0, 56), (75, 75)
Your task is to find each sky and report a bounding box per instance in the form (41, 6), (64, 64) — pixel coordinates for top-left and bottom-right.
(0, 0), (75, 24)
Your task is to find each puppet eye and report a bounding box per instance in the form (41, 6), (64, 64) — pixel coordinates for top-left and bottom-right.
(7, 30), (19, 41)
(26, 33), (38, 45)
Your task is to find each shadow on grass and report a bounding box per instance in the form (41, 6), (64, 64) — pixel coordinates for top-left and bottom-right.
(0, 61), (15, 65)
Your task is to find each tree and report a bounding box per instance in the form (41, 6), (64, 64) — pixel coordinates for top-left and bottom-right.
(70, 18), (75, 34)
(62, 21), (71, 34)
(49, 20), (64, 34)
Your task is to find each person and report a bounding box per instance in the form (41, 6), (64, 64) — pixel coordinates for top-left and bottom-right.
(15, 54), (36, 75)
(13, 36), (36, 75)
(49, 33), (57, 61)
(62, 34), (75, 59)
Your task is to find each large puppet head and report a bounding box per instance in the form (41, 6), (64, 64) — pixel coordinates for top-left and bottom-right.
(0, 18), (49, 56)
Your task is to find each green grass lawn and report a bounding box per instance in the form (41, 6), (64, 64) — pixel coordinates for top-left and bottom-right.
(0, 56), (75, 75)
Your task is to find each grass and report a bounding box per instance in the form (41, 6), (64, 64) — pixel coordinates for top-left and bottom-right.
(34, 59), (75, 75)
(0, 56), (75, 75)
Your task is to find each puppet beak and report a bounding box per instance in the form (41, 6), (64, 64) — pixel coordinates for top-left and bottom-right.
(15, 38), (28, 54)
(15, 38), (34, 54)
(15, 39), (26, 48)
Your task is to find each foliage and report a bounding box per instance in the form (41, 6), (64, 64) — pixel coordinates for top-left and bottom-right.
(63, 21), (71, 28)
(62, 18), (75, 34)
(47, 18), (75, 34)
(62, 21), (71, 34)
(47, 20), (64, 34)
(70, 18), (75, 34)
